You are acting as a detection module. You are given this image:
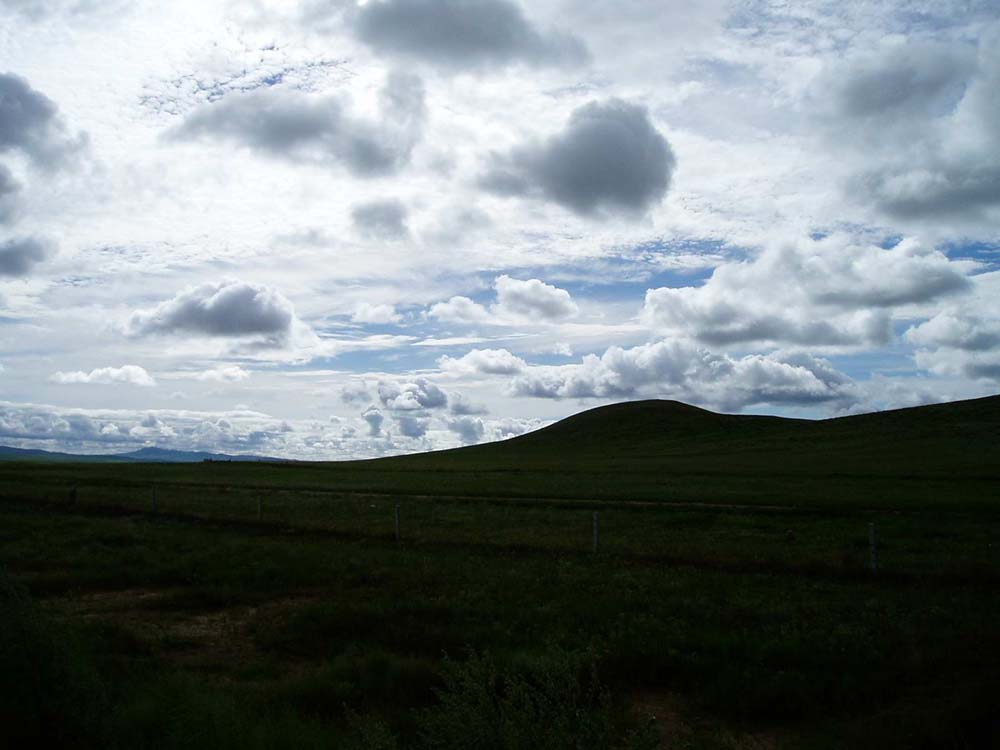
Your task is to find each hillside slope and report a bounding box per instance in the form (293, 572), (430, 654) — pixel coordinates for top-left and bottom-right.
(389, 394), (1000, 479)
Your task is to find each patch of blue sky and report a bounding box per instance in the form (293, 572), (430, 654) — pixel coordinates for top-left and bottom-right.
(941, 239), (1000, 267)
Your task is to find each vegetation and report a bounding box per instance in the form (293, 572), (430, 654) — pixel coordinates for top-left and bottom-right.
(1, 396), (998, 747)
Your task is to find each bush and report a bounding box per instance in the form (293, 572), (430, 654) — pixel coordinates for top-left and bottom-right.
(416, 650), (658, 750)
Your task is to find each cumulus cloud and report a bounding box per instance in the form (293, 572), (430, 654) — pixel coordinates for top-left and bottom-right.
(0, 73), (85, 169)
(0, 236), (54, 276)
(816, 35), (1000, 222)
(439, 347), (526, 375)
(378, 378), (447, 410)
(352, 302), (402, 324)
(395, 412), (429, 438)
(351, 0), (588, 70)
(428, 295), (491, 324)
(170, 71), (425, 177)
(351, 198), (409, 240)
(482, 99), (674, 217)
(493, 275), (577, 321)
(362, 405), (385, 435)
(905, 271), (1000, 381)
(642, 236), (969, 349)
(126, 280), (298, 344)
(509, 339), (859, 411)
(446, 415), (484, 444)
(49, 365), (156, 387)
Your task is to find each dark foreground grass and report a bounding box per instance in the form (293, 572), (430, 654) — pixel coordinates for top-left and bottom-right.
(1, 498), (998, 749)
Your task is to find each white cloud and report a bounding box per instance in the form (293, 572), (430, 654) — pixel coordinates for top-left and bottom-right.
(428, 295), (492, 324)
(439, 347), (527, 375)
(352, 302), (402, 324)
(642, 236), (969, 349)
(193, 365), (251, 382)
(509, 339), (859, 411)
(50, 364), (156, 387)
(493, 274), (578, 321)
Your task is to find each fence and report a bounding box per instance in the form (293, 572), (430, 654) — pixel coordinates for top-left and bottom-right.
(1, 478), (996, 580)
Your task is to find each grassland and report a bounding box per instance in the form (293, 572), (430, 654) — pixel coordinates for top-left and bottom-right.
(1, 397), (998, 748)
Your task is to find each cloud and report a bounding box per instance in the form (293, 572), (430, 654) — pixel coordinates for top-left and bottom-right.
(341, 380), (373, 404)
(493, 274), (577, 321)
(351, 198), (410, 240)
(193, 365), (251, 382)
(482, 99), (674, 217)
(126, 280), (298, 344)
(362, 405), (385, 435)
(642, 236), (969, 348)
(446, 415), (484, 444)
(50, 365), (156, 387)
(352, 302), (401, 324)
(448, 392), (488, 415)
(0, 164), (20, 223)
(170, 71), (425, 177)
(428, 295), (491, 324)
(816, 35), (1000, 222)
(0, 73), (85, 169)
(0, 236), (54, 276)
(395, 412), (429, 438)
(905, 271), (1000, 381)
(351, 0), (588, 70)
(509, 339), (859, 411)
(378, 377), (447, 410)
(439, 347), (526, 375)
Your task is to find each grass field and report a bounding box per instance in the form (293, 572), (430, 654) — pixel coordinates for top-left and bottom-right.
(2, 397), (999, 748)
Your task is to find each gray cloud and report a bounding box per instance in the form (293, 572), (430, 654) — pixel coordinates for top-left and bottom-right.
(0, 236), (53, 276)
(0, 73), (85, 169)
(825, 41), (974, 121)
(171, 72), (425, 177)
(126, 280), (297, 342)
(482, 99), (674, 216)
(817, 37), (1000, 222)
(395, 412), (429, 438)
(351, 198), (409, 240)
(352, 0), (588, 70)
(378, 378), (448, 410)
(448, 392), (488, 415)
(446, 415), (484, 444)
(0, 164), (20, 223)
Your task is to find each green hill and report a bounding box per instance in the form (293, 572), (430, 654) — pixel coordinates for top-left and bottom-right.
(390, 394), (1000, 479)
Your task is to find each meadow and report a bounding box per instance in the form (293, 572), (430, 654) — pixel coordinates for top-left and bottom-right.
(1, 397), (998, 748)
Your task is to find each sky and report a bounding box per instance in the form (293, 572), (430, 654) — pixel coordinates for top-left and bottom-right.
(0, 0), (998, 459)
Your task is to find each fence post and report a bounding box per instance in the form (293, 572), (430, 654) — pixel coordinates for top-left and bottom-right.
(70, 485), (78, 505)
(592, 511), (599, 554)
(257, 496), (263, 521)
(151, 485), (157, 513)
(394, 503), (401, 543)
(869, 522), (878, 573)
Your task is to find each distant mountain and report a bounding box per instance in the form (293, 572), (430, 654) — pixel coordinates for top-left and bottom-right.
(0, 445), (285, 463)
